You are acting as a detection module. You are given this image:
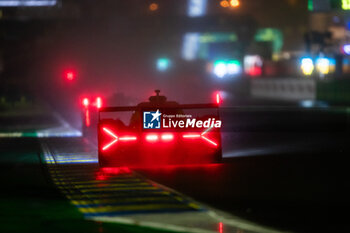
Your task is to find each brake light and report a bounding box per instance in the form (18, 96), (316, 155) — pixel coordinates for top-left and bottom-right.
(96, 97), (102, 109)
(183, 134), (201, 138)
(82, 98), (89, 108)
(101, 128), (137, 151)
(201, 135), (218, 146)
(146, 134), (158, 142)
(102, 127), (118, 151)
(119, 136), (137, 141)
(161, 133), (174, 141)
(216, 93), (221, 105)
(182, 127), (218, 147)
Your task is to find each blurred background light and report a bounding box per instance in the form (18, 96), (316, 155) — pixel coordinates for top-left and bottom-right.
(226, 60), (241, 75)
(213, 61), (227, 78)
(342, 0), (350, 10)
(316, 57), (330, 75)
(182, 33), (200, 60)
(229, 0), (240, 7)
(343, 44), (350, 55)
(301, 57), (314, 75)
(220, 0), (230, 8)
(244, 55), (263, 77)
(149, 3), (159, 11)
(213, 60), (241, 78)
(0, 0), (56, 7)
(187, 0), (207, 17)
(156, 58), (170, 71)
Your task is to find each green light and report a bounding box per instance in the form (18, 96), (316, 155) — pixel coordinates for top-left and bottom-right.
(199, 33), (238, 43)
(156, 58), (170, 71)
(308, 0), (313, 11)
(254, 28), (283, 53)
(342, 0), (350, 10)
(227, 60), (240, 66)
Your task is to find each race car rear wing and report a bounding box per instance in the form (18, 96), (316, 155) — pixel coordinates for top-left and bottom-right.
(99, 103), (219, 113)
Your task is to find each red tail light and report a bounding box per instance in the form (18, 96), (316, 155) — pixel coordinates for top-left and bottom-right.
(101, 127), (137, 151)
(146, 134), (158, 142)
(183, 133), (201, 138)
(102, 127), (118, 151)
(161, 133), (174, 141)
(182, 127), (218, 147)
(96, 97), (102, 109)
(216, 93), (221, 105)
(82, 98), (89, 108)
(119, 136), (137, 141)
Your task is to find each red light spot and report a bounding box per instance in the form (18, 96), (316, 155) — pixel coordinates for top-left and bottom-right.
(161, 133), (174, 141)
(85, 109), (90, 127)
(65, 71), (75, 81)
(247, 66), (262, 77)
(146, 134), (158, 142)
(219, 222), (223, 233)
(82, 98), (89, 108)
(216, 93), (221, 105)
(96, 97), (102, 109)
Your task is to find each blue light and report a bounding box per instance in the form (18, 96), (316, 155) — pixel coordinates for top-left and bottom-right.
(188, 0), (207, 17)
(0, 0), (57, 7)
(156, 58), (170, 71)
(182, 33), (200, 60)
(344, 44), (350, 55)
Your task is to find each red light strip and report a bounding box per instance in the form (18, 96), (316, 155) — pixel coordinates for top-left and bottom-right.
(96, 97), (102, 109)
(85, 109), (90, 127)
(183, 134), (201, 138)
(216, 93), (221, 104)
(182, 127), (218, 147)
(102, 127), (118, 151)
(146, 134), (158, 141)
(102, 138), (118, 151)
(161, 133), (174, 141)
(201, 135), (218, 146)
(103, 127), (118, 139)
(119, 136), (137, 141)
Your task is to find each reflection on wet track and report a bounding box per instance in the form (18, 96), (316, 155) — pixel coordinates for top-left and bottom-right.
(40, 138), (286, 233)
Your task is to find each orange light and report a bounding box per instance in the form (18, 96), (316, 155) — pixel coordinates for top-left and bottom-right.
(230, 0), (240, 7)
(82, 98), (89, 108)
(96, 97), (102, 109)
(220, 0), (229, 7)
(149, 3), (158, 11)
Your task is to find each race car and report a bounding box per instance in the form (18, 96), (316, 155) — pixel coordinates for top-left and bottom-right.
(97, 90), (222, 167)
